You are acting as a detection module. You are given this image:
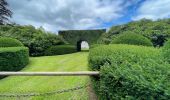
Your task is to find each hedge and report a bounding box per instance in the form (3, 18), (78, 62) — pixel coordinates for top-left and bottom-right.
(162, 39), (170, 62)
(0, 25), (66, 56)
(0, 47), (29, 72)
(89, 44), (170, 99)
(45, 45), (77, 56)
(111, 32), (153, 46)
(59, 29), (105, 45)
(100, 18), (170, 46)
(90, 44), (105, 49)
(0, 37), (24, 47)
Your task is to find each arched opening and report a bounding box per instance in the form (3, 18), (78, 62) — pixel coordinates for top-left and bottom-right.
(77, 40), (89, 51)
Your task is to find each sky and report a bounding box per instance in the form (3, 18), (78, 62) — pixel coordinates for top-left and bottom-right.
(7, 0), (170, 33)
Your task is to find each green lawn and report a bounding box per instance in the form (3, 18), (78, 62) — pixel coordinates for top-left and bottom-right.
(0, 52), (90, 100)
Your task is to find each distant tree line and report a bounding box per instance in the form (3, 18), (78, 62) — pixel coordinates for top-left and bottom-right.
(99, 18), (170, 47)
(0, 25), (66, 56)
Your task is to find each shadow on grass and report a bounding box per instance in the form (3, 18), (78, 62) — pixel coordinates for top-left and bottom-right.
(81, 50), (89, 52)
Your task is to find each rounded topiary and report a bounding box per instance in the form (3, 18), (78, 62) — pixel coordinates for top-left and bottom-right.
(0, 47), (29, 78)
(0, 37), (24, 47)
(162, 39), (170, 62)
(111, 32), (153, 46)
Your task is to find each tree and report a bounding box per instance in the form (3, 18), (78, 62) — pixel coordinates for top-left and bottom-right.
(0, 0), (12, 24)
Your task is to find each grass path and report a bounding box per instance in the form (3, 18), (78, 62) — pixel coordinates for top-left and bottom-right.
(0, 52), (90, 100)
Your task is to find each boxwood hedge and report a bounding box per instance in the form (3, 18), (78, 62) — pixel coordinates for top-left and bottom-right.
(0, 37), (24, 47)
(90, 44), (105, 49)
(111, 32), (153, 46)
(89, 44), (170, 100)
(0, 47), (29, 72)
(45, 45), (77, 56)
(162, 39), (170, 62)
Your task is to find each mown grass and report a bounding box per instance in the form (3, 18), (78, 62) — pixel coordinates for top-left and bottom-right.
(0, 52), (90, 100)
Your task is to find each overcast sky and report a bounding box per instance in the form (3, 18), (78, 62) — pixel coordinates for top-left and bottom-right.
(7, 0), (170, 33)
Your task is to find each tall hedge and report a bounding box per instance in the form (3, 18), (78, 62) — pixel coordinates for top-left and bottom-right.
(162, 39), (170, 62)
(59, 29), (105, 45)
(0, 47), (29, 71)
(111, 32), (153, 46)
(89, 44), (170, 99)
(0, 37), (24, 47)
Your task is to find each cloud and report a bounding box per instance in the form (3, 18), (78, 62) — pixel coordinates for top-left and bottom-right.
(133, 0), (170, 20)
(7, 0), (130, 32)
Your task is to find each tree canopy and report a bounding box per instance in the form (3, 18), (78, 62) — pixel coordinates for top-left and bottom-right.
(99, 18), (170, 47)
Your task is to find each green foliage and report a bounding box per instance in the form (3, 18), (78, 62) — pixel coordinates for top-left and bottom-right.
(90, 44), (105, 49)
(59, 29), (105, 45)
(0, 25), (66, 56)
(162, 39), (170, 62)
(0, 37), (23, 47)
(111, 32), (153, 46)
(0, 47), (29, 72)
(45, 45), (77, 56)
(89, 44), (170, 99)
(100, 18), (170, 46)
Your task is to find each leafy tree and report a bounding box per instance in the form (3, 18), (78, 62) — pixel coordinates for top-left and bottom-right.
(0, 25), (66, 56)
(0, 0), (12, 24)
(100, 18), (170, 47)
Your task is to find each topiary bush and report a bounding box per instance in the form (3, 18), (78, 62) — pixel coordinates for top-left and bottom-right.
(45, 45), (77, 56)
(0, 47), (29, 72)
(0, 37), (24, 47)
(162, 39), (170, 62)
(111, 32), (153, 46)
(89, 44), (170, 100)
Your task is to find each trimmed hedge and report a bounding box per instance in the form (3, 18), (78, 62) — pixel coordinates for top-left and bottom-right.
(89, 44), (170, 99)
(90, 44), (105, 49)
(111, 32), (153, 46)
(0, 47), (29, 71)
(162, 39), (170, 62)
(59, 29), (105, 45)
(45, 45), (77, 56)
(0, 37), (24, 47)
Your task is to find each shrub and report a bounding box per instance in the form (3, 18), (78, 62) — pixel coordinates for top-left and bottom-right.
(0, 47), (29, 72)
(90, 44), (105, 49)
(162, 39), (170, 62)
(45, 45), (77, 56)
(0, 37), (23, 47)
(89, 44), (170, 100)
(100, 18), (170, 46)
(111, 32), (153, 46)
(0, 25), (66, 56)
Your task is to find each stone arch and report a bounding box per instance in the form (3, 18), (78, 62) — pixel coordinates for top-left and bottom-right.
(59, 29), (106, 51)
